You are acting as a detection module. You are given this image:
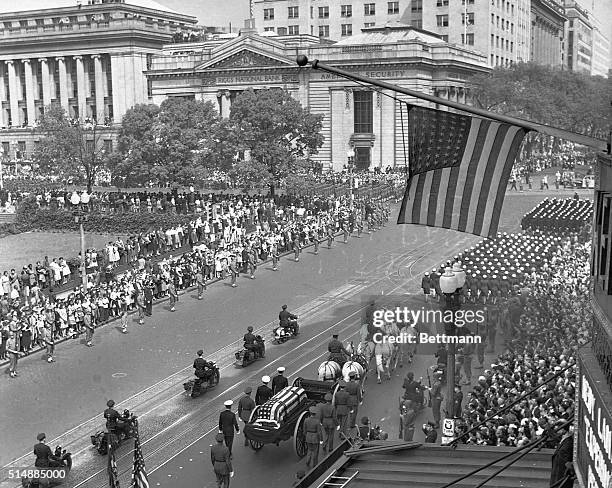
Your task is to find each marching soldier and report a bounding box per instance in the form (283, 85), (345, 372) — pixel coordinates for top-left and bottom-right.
(346, 372), (362, 429)
(256, 376), (273, 405)
(334, 381), (350, 436)
(210, 433), (232, 488)
(218, 400), (239, 456)
(271, 367), (289, 395)
(238, 387), (256, 446)
(304, 406), (324, 469)
(319, 393), (337, 453)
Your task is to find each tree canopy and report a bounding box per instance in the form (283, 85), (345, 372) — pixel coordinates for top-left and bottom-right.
(31, 104), (110, 191)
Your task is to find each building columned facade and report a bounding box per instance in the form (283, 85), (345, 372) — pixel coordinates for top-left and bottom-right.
(146, 22), (489, 171)
(0, 0), (196, 162)
(530, 0), (566, 67)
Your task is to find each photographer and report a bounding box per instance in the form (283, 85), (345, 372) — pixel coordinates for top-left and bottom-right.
(422, 421), (438, 443)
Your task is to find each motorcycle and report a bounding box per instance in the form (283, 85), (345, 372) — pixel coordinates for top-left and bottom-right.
(183, 363), (220, 398)
(272, 320), (299, 344)
(234, 336), (265, 368)
(90, 410), (137, 455)
(21, 446), (72, 487)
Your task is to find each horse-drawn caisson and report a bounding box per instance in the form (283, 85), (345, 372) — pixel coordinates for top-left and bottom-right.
(317, 341), (369, 399)
(243, 377), (339, 457)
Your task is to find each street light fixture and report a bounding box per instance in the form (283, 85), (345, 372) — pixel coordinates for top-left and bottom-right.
(71, 191), (90, 291)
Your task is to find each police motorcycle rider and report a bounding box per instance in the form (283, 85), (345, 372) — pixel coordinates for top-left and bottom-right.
(33, 433), (65, 468)
(328, 333), (350, 367)
(279, 304), (299, 336)
(193, 349), (215, 388)
(244, 326), (264, 359)
(103, 400), (131, 444)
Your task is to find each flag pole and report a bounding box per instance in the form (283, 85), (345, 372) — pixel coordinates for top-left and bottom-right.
(295, 55), (607, 152)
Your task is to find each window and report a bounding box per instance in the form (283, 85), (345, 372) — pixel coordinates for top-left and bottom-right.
(288, 6), (299, 19)
(496, 36), (499, 47)
(462, 0), (475, 3)
(510, 41), (513, 52)
(440, 34), (448, 41)
(490, 54), (494, 64)
(461, 33), (474, 45)
(319, 6), (329, 18)
(341, 23), (352, 36)
(412, 19), (422, 28)
(436, 14), (448, 27)
(103, 139), (113, 153)
(354, 90), (373, 133)
(496, 15), (499, 27)
(263, 8), (274, 20)
(318, 25), (329, 37)
(462, 12), (474, 25)
(264, 27), (275, 32)
(491, 34), (494, 47)
(364, 22), (375, 27)
(491, 13), (494, 24)
(437, 0), (449, 6)
(412, 0), (422, 12)
(277, 26), (287, 35)
(364, 3), (375, 15)
(341, 5), (352, 17)
(388, 1), (399, 14)
(288, 25), (299, 34)
(510, 23), (514, 34)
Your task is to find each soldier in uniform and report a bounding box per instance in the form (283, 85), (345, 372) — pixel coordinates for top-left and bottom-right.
(34, 433), (62, 468)
(271, 366), (289, 395)
(429, 371), (443, 428)
(304, 406), (324, 469)
(210, 432), (232, 488)
(346, 372), (362, 429)
(421, 272), (432, 302)
(319, 392), (337, 453)
(327, 333), (350, 367)
(256, 376), (273, 405)
(219, 400), (239, 455)
(104, 399), (129, 444)
(238, 386), (255, 445)
(430, 269), (441, 301)
(334, 381), (350, 436)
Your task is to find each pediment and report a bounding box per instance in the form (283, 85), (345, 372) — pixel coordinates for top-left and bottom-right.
(196, 47), (295, 71)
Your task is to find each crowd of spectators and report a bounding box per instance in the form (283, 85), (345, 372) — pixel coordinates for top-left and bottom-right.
(436, 202), (591, 449)
(0, 190), (391, 369)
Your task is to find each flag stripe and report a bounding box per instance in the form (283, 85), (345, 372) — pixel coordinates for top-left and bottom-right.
(397, 104), (528, 238)
(442, 164), (461, 229)
(475, 125), (518, 236)
(471, 123), (509, 235)
(486, 127), (528, 236)
(457, 119), (491, 233)
(434, 167), (452, 228)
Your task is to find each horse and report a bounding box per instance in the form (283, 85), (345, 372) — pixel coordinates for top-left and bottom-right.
(341, 360), (365, 383)
(356, 340), (376, 368)
(374, 341), (395, 383)
(318, 360), (341, 381)
(379, 322), (401, 370)
(397, 322), (419, 368)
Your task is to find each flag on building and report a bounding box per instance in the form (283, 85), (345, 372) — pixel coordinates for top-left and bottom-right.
(397, 105), (528, 237)
(132, 425), (150, 488)
(108, 439), (121, 488)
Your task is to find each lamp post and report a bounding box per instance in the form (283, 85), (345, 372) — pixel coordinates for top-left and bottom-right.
(439, 261), (466, 420)
(346, 148), (355, 207)
(70, 191), (90, 290)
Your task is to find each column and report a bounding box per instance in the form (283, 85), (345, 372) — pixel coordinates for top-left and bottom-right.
(74, 55), (86, 121)
(221, 91), (231, 118)
(92, 55), (105, 123)
(38, 58), (51, 109)
(56, 57), (68, 111)
(0, 62), (6, 127)
(7, 60), (19, 127)
(23, 60), (35, 126)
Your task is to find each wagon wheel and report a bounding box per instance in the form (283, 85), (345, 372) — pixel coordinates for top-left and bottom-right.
(249, 438), (264, 451)
(293, 411), (309, 458)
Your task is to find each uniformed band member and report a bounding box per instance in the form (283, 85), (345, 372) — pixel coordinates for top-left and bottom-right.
(211, 432), (232, 488)
(346, 372), (362, 429)
(304, 406), (324, 469)
(271, 367), (289, 395)
(319, 392), (337, 453)
(328, 333), (350, 367)
(238, 387), (255, 446)
(256, 376), (273, 405)
(334, 380), (350, 436)
(34, 433), (62, 468)
(219, 400), (239, 455)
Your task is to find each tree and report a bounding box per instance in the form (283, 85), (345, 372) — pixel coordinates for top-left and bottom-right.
(227, 88), (324, 194)
(469, 63), (612, 159)
(111, 98), (221, 186)
(32, 104), (110, 191)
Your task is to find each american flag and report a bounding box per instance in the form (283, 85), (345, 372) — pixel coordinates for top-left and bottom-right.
(398, 105), (528, 237)
(132, 426), (150, 488)
(107, 439), (121, 488)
